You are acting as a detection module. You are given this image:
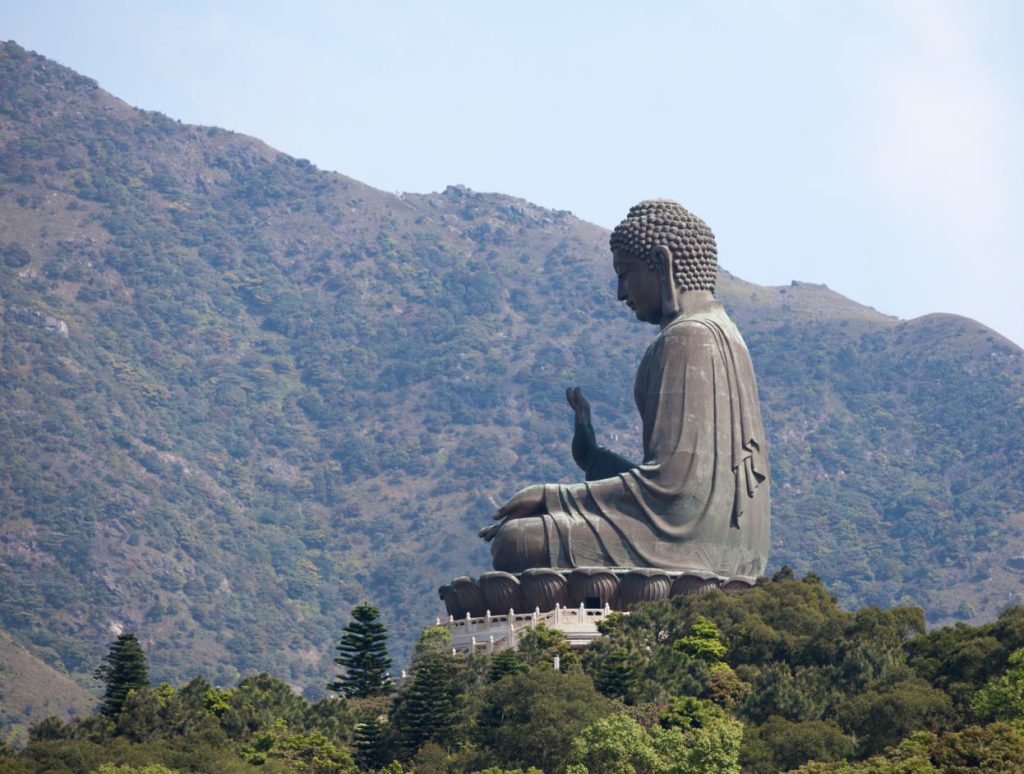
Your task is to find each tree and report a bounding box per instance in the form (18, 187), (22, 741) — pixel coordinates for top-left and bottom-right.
(740, 717), (855, 774)
(659, 695), (725, 732)
(95, 632), (149, 718)
(651, 724), (743, 774)
(477, 670), (614, 772)
(488, 649), (527, 683)
(414, 625), (453, 658)
(28, 715), (73, 741)
(674, 615), (728, 664)
(269, 730), (356, 773)
(566, 704), (744, 774)
(704, 665), (748, 710)
(740, 663), (832, 724)
(328, 603), (392, 699)
(220, 674), (305, 738)
(517, 623), (579, 671)
(838, 678), (953, 756)
(565, 712), (664, 774)
(593, 647), (638, 703)
(654, 698), (743, 774)
(391, 652), (459, 755)
(353, 715), (390, 771)
(929, 721), (1024, 773)
(973, 647), (1024, 723)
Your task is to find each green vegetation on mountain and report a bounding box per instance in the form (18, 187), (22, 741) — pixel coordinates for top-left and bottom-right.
(0, 630), (95, 748)
(8, 575), (1024, 772)
(1, 37), (1023, 719)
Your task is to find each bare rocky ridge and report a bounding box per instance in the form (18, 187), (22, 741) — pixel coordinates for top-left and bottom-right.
(1, 40), (1023, 716)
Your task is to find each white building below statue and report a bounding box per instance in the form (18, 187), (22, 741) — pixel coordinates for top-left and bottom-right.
(439, 603), (618, 655)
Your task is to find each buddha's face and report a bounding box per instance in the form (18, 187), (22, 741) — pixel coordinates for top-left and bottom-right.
(613, 250), (662, 325)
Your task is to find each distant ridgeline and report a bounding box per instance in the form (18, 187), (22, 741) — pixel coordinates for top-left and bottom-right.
(1, 36), (1023, 711)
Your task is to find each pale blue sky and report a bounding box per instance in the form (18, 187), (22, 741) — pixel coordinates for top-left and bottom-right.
(4, 1), (1023, 345)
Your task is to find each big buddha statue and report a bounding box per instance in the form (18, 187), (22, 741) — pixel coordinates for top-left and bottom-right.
(478, 200), (771, 585)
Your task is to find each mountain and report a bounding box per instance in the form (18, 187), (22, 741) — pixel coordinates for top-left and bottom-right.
(0, 630), (95, 747)
(1, 39), (1023, 705)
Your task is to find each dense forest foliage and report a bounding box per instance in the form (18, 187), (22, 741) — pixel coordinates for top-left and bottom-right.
(1, 39), (1023, 739)
(8, 574), (1024, 772)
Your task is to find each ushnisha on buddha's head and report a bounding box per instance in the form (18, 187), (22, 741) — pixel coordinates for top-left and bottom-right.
(609, 199), (719, 325)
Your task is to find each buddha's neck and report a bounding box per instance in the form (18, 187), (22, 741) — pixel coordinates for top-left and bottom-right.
(660, 290), (715, 329)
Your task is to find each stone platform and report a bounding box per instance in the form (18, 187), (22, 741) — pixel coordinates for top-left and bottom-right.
(438, 604), (615, 654)
(438, 567), (752, 620)
(437, 568), (754, 655)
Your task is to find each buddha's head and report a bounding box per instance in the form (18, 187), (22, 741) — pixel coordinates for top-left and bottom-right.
(610, 200), (718, 324)
(611, 200), (718, 291)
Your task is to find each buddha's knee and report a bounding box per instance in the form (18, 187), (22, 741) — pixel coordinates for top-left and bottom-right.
(490, 517), (548, 573)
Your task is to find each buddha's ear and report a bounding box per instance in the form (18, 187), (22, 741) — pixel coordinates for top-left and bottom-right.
(651, 245), (680, 318)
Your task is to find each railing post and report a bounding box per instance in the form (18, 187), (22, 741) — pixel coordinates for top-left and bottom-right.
(554, 603), (560, 625)
(532, 608), (539, 628)
(471, 636), (477, 655)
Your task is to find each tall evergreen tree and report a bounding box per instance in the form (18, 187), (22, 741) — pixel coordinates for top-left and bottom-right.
(94, 632), (149, 718)
(391, 652), (458, 755)
(353, 714), (390, 771)
(488, 649), (527, 683)
(328, 602), (392, 698)
(594, 646), (638, 702)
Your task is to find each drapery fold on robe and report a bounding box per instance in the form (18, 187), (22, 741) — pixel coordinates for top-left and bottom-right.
(538, 296), (771, 581)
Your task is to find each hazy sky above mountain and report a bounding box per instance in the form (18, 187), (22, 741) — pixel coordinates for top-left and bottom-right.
(4, 1), (1023, 345)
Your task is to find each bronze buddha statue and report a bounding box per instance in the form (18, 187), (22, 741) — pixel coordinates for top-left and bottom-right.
(479, 200), (771, 584)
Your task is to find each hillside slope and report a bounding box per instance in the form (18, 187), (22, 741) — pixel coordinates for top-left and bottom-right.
(1, 41), (1023, 700)
(0, 628), (96, 747)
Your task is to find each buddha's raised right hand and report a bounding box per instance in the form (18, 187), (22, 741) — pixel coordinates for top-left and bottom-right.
(567, 386), (597, 471)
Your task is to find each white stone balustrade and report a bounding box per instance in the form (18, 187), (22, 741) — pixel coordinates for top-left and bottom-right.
(437, 603), (618, 654)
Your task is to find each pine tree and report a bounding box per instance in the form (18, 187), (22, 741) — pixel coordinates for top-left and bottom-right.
(594, 646), (638, 702)
(488, 649), (527, 682)
(328, 602), (392, 698)
(352, 714), (389, 771)
(94, 632), (149, 718)
(392, 652), (457, 754)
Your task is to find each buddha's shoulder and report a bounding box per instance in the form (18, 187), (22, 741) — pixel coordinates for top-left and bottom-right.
(661, 312), (722, 342)
(658, 308), (748, 359)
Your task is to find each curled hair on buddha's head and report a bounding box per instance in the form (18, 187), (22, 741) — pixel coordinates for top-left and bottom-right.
(610, 199), (718, 292)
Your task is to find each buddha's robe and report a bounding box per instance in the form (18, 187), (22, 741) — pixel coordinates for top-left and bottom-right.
(492, 295), (770, 582)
